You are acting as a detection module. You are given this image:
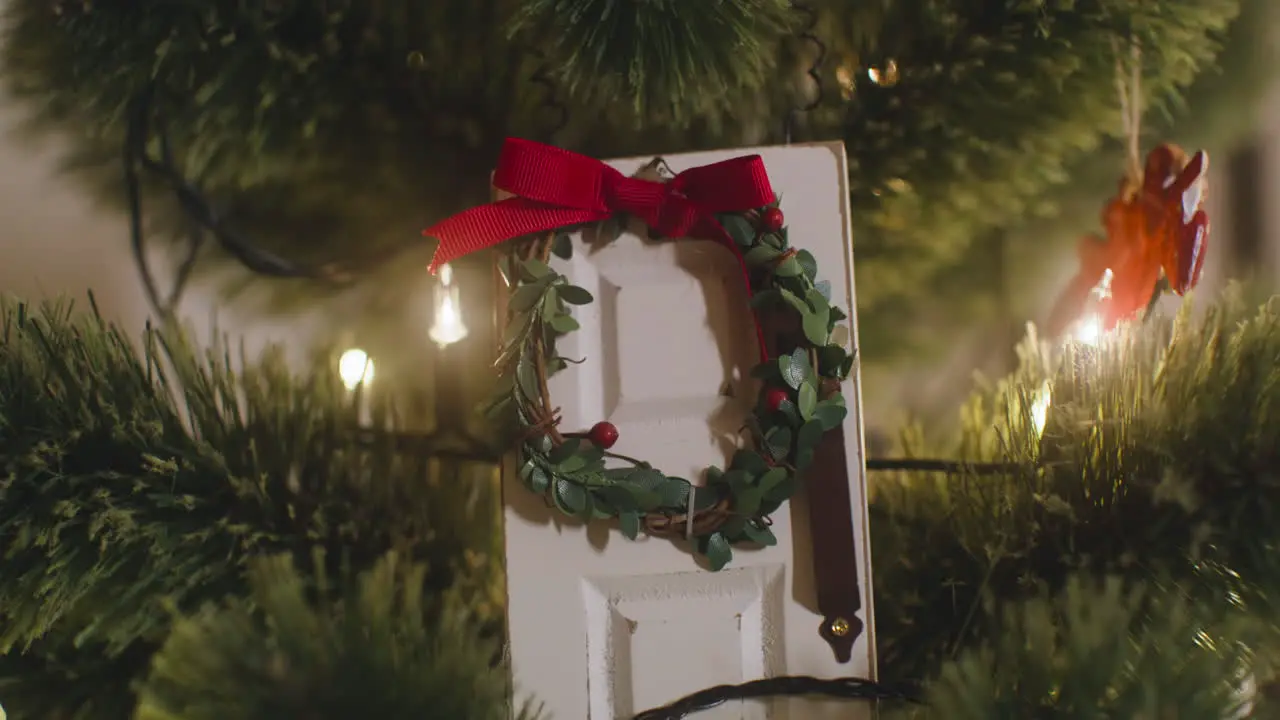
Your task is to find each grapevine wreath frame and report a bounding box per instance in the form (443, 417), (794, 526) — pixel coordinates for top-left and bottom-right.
(487, 200), (855, 571)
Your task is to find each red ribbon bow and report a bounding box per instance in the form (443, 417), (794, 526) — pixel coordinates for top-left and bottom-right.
(423, 138), (778, 359)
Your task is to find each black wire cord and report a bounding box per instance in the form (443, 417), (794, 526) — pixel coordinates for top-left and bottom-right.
(123, 84), (342, 321)
(631, 675), (921, 720)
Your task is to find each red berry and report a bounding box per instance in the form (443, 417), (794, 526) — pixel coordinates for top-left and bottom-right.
(588, 421), (619, 449)
(764, 387), (789, 411)
(761, 207), (785, 232)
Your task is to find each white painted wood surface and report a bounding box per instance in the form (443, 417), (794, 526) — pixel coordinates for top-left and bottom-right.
(501, 143), (875, 719)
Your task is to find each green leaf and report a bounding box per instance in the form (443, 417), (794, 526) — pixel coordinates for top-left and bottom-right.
(795, 250), (818, 280)
(556, 285), (594, 305)
(742, 521), (777, 547)
(521, 259), (555, 280)
(778, 288), (810, 315)
(721, 470), (752, 493)
(629, 469), (666, 493)
(718, 213), (757, 247)
(510, 283), (546, 312)
(817, 346), (848, 376)
(525, 465), (551, 494)
(657, 478), (691, 508)
(704, 532), (733, 571)
(812, 402), (848, 431)
(758, 467), (787, 495)
(502, 314), (532, 347)
(773, 258), (802, 277)
(735, 487), (763, 517)
(553, 478), (588, 515)
(791, 348), (811, 377)
(798, 383), (818, 419)
(802, 312), (829, 346)
(549, 314), (580, 333)
(779, 355), (804, 389)
(619, 511), (641, 540)
(796, 420), (825, 456)
(815, 280), (832, 301)
(749, 288), (782, 309)
(764, 475), (798, 502)
(516, 357), (541, 402)
(765, 426), (792, 459)
(551, 232), (573, 259)
(745, 245), (782, 266)
(729, 449), (770, 475)
(549, 438), (582, 464)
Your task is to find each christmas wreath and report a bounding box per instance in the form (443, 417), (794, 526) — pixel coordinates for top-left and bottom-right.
(423, 139), (855, 570)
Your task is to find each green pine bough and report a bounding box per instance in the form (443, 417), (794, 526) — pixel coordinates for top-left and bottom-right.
(488, 206), (853, 570)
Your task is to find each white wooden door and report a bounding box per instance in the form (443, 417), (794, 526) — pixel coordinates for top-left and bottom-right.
(501, 143), (875, 719)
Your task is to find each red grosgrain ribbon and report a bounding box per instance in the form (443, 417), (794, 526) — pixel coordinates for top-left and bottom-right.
(423, 138), (777, 359)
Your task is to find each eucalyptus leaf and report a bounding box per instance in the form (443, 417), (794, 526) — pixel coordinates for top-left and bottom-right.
(729, 449), (770, 475)
(704, 532), (733, 571)
(765, 426), (792, 460)
(516, 358), (540, 402)
(549, 438), (582, 464)
(764, 475), (798, 503)
(830, 324), (851, 348)
(795, 249), (818, 280)
(742, 521), (777, 547)
(541, 290), (560, 318)
(791, 348), (811, 378)
(527, 465), (551, 494)
(817, 346), (847, 376)
(556, 284), (594, 305)
(558, 453), (588, 475)
(502, 315), (531, 347)
(718, 213), (757, 247)
(629, 469), (666, 492)
(521, 259), (555, 280)
(778, 288), (810, 315)
(657, 478), (691, 508)
(551, 232), (574, 259)
(815, 279), (832, 301)
(735, 487), (763, 517)
(510, 283), (546, 312)
(619, 511), (641, 540)
(773, 257), (802, 277)
(549, 314), (580, 333)
(553, 478), (588, 515)
(745, 245), (782, 266)
(812, 402), (848, 431)
(758, 467), (787, 495)
(798, 382), (818, 419)
(779, 355), (804, 389)
(722, 469), (752, 493)
(749, 288), (782, 310)
(796, 420), (825, 456)
(802, 312), (829, 345)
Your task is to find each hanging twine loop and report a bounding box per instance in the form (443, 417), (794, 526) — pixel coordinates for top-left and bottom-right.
(1112, 35), (1144, 196)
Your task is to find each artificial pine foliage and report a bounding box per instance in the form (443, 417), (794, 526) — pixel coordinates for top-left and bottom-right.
(873, 285), (1280, 699)
(0, 0), (1272, 361)
(133, 552), (535, 720)
(0, 296), (501, 718)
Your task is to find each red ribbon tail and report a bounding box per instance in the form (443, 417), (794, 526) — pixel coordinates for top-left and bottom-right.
(424, 198), (606, 274)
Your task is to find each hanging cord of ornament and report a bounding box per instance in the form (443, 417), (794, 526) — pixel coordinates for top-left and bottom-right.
(123, 83), (344, 322)
(1110, 35), (1175, 322)
(783, 0), (826, 143)
(631, 675), (921, 720)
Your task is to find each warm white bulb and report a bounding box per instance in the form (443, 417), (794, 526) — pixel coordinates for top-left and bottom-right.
(429, 292), (469, 347)
(338, 348), (374, 390)
(1073, 314), (1103, 346)
(1030, 381), (1052, 438)
(439, 262), (454, 286)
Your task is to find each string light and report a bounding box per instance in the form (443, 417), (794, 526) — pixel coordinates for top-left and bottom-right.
(1072, 268), (1114, 346)
(338, 348), (374, 390)
(1030, 381), (1052, 438)
(429, 263), (469, 348)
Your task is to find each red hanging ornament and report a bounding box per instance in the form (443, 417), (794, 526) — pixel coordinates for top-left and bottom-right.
(761, 206), (785, 232)
(764, 387), (789, 411)
(588, 421), (619, 449)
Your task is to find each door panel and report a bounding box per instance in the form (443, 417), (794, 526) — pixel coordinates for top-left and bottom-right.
(502, 143), (874, 720)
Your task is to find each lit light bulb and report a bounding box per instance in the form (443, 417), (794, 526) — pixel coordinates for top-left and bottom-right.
(1030, 381), (1052, 438)
(429, 262), (469, 348)
(338, 348), (374, 390)
(1073, 314), (1103, 346)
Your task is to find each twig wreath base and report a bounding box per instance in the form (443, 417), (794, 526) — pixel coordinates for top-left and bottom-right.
(487, 203), (854, 570)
